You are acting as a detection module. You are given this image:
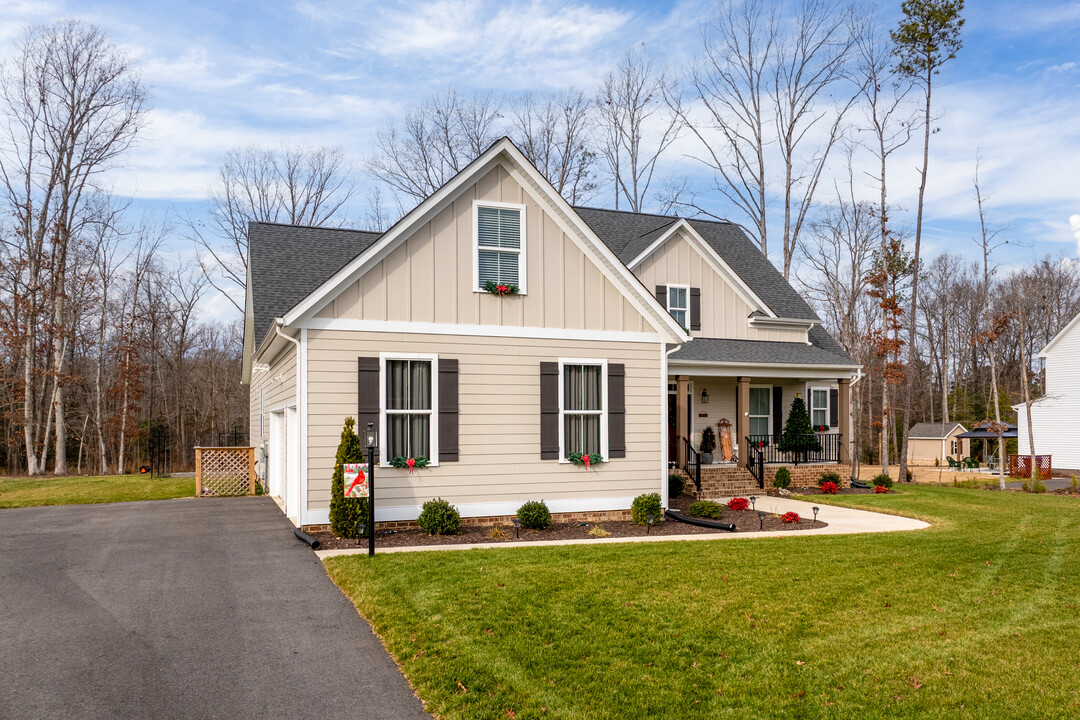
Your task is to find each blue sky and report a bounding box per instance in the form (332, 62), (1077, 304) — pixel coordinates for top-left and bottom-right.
(2, 0), (1078, 319)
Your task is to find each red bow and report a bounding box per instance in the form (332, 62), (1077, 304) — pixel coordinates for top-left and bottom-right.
(582, 454), (591, 468)
(406, 457), (416, 473)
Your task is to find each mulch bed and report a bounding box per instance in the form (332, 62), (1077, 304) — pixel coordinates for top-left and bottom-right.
(308, 493), (827, 551)
(789, 486), (884, 496)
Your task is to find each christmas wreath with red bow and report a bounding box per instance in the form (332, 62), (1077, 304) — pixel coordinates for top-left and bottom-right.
(483, 280), (519, 296)
(390, 455), (429, 473)
(567, 452), (603, 467)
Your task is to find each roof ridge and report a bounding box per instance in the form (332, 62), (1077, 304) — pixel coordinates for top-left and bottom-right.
(572, 204), (678, 221)
(249, 220), (384, 235)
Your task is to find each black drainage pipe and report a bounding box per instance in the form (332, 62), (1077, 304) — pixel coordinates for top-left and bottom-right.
(665, 509), (736, 532)
(851, 480), (871, 489)
(293, 527), (321, 550)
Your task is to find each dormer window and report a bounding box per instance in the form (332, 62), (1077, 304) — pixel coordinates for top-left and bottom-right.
(474, 201), (527, 293)
(667, 284), (689, 329)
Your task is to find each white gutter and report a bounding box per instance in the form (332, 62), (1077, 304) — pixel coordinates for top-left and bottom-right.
(274, 320), (300, 352)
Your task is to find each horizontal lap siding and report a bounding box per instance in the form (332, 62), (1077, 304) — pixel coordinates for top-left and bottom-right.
(305, 329), (663, 512)
(249, 347), (297, 446)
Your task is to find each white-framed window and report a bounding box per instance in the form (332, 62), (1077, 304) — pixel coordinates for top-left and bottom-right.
(380, 353), (439, 466)
(474, 200), (527, 293)
(749, 385), (771, 438)
(667, 284), (689, 329)
(559, 359), (607, 459)
(809, 386), (830, 428)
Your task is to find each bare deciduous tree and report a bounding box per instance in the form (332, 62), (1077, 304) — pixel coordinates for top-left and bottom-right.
(597, 44), (682, 213)
(511, 90), (597, 204)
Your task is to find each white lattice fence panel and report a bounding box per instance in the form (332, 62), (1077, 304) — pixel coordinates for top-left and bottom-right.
(196, 447), (255, 496)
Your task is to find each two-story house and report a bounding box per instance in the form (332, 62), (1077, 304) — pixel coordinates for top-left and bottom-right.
(1015, 309), (1080, 473)
(242, 138), (860, 530)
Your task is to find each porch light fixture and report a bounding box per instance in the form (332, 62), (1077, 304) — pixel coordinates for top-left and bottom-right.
(700, 388), (709, 404)
(757, 510), (765, 531)
(512, 517), (521, 539)
(749, 495), (757, 511)
(646, 514), (656, 534)
(812, 506), (819, 522)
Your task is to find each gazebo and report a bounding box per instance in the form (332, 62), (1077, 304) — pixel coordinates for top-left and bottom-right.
(955, 423), (1018, 470)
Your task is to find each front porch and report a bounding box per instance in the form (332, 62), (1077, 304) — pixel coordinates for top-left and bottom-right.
(667, 372), (853, 495)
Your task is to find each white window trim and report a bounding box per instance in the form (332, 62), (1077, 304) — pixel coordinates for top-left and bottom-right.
(558, 358), (608, 462)
(379, 352), (440, 467)
(666, 283), (690, 330)
(748, 384), (772, 437)
(808, 385), (830, 429)
(473, 200), (528, 295)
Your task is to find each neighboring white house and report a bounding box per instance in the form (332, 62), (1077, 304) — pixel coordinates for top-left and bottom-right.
(1015, 309), (1080, 473)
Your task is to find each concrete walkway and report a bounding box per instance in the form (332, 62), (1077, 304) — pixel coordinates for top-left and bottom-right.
(0, 497), (429, 720)
(317, 498), (928, 558)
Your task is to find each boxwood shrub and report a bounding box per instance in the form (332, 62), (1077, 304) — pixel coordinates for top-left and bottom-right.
(631, 492), (663, 526)
(872, 473), (894, 489)
(817, 471), (841, 488)
(417, 498), (461, 535)
(773, 466), (792, 489)
(668, 472), (686, 499)
(516, 500), (552, 530)
(687, 500), (723, 519)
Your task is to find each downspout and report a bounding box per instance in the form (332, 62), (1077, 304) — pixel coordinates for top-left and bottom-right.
(274, 319), (300, 352)
(662, 341), (687, 508)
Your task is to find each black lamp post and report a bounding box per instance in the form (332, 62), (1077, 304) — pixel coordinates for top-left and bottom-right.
(365, 422), (378, 557)
(757, 510), (765, 531)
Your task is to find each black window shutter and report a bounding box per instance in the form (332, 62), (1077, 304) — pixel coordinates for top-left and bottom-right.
(655, 285), (667, 308)
(357, 357), (380, 454)
(439, 359), (459, 461)
(540, 362), (560, 460)
(690, 287), (701, 331)
(608, 364), (626, 458)
(829, 388), (839, 428)
(772, 387), (783, 441)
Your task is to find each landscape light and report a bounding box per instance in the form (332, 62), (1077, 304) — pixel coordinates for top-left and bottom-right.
(512, 517), (521, 539)
(812, 506), (819, 522)
(749, 496), (757, 511)
(757, 510), (765, 531)
(646, 514), (655, 535)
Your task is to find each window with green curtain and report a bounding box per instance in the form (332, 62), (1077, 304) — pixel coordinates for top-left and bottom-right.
(563, 364), (603, 456)
(477, 206), (521, 287)
(386, 359), (432, 459)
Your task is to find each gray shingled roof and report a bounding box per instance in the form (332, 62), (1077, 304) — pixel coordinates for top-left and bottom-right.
(907, 422), (966, 439)
(667, 336), (855, 366)
(573, 206), (822, 322)
(247, 221), (381, 345)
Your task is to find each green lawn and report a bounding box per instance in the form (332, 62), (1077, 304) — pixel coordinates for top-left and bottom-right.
(0, 473), (195, 508)
(326, 486), (1080, 719)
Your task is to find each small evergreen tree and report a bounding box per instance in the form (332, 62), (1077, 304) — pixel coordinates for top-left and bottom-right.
(329, 417), (368, 538)
(776, 396), (822, 457)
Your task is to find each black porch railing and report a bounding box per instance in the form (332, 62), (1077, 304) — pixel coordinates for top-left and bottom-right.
(680, 436), (702, 494)
(745, 433), (842, 466)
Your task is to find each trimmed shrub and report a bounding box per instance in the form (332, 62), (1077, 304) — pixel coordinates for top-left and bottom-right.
(517, 500), (552, 530)
(820, 481), (838, 495)
(417, 498), (461, 535)
(699, 425), (717, 454)
(687, 500), (724, 519)
(669, 472), (686, 499)
(773, 466), (792, 489)
(817, 471), (841, 488)
(727, 497), (750, 511)
(631, 493), (664, 526)
(329, 417), (368, 538)
(872, 473), (894, 489)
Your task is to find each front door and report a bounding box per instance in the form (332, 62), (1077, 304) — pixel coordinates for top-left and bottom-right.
(668, 394), (678, 464)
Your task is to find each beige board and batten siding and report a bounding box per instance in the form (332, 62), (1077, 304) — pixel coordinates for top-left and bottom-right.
(248, 345), (297, 446)
(634, 229), (805, 342)
(313, 163), (647, 334)
(305, 329), (663, 516)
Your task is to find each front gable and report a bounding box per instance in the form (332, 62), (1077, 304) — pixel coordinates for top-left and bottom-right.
(288, 140), (687, 343)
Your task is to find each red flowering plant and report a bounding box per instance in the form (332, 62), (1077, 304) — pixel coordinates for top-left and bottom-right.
(781, 511), (800, 524)
(483, 280), (519, 296)
(820, 481), (838, 494)
(875, 484), (889, 494)
(567, 452), (603, 467)
(390, 456), (429, 473)
(727, 497), (750, 511)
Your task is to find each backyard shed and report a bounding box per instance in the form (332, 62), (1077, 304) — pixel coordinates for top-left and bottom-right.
(907, 422), (968, 466)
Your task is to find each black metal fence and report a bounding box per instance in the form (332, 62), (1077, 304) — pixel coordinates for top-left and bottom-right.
(680, 436), (701, 493)
(745, 433), (842, 466)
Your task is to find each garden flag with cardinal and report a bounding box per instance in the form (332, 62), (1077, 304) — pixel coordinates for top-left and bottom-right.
(343, 463), (368, 498)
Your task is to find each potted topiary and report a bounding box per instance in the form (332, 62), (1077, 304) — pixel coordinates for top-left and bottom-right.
(699, 426), (717, 464)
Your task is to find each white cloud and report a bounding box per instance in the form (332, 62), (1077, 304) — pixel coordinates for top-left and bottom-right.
(1070, 214), (1080, 255)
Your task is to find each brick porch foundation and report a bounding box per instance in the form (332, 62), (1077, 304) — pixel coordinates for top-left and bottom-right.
(676, 464), (853, 498)
(302, 507), (634, 534)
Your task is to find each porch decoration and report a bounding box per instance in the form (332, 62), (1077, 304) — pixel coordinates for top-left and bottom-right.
(391, 455), (429, 472)
(567, 452), (603, 467)
(781, 511), (800, 524)
(776, 396), (822, 456)
(483, 280), (519, 296)
(699, 425), (717, 464)
(718, 418), (734, 462)
(814, 424), (830, 432)
(727, 497), (750, 511)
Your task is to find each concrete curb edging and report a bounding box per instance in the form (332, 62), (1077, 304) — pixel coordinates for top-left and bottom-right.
(315, 498), (930, 558)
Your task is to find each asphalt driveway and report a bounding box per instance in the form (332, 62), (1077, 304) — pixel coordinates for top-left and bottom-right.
(0, 496), (429, 720)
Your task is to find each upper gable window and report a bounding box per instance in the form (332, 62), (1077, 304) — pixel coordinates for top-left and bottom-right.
(474, 201), (527, 293)
(667, 285), (689, 329)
